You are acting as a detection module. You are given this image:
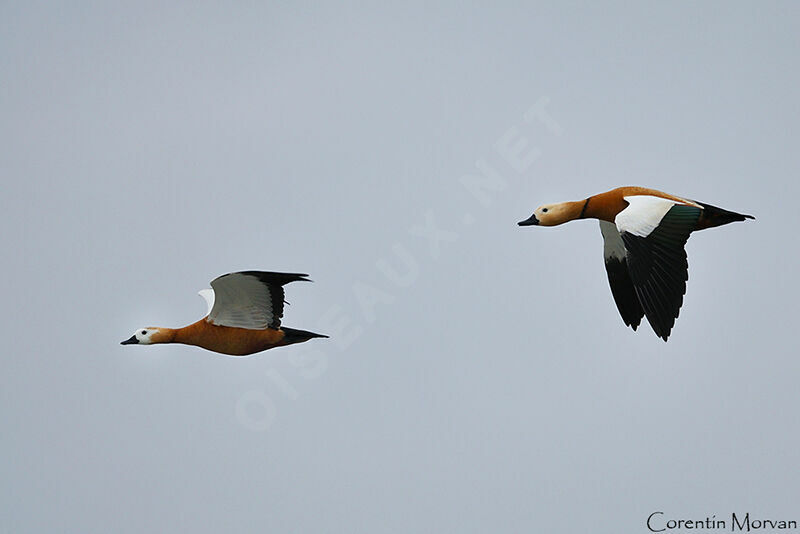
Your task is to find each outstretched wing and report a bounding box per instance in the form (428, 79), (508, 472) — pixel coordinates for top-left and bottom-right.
(206, 271), (311, 330)
(599, 221), (644, 331)
(616, 196), (701, 341)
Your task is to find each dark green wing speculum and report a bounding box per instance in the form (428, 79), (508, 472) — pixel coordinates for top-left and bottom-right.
(620, 205), (702, 341)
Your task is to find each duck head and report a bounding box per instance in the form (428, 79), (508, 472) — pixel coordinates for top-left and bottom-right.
(519, 201), (584, 227)
(121, 327), (168, 346)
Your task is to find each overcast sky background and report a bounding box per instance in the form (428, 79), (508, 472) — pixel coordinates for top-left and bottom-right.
(2, 2), (799, 533)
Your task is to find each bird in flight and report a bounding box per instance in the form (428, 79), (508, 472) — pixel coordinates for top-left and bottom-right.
(121, 271), (327, 355)
(518, 186), (754, 341)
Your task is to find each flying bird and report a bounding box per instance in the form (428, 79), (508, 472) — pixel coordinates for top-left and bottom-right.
(121, 271), (327, 355)
(518, 186), (754, 341)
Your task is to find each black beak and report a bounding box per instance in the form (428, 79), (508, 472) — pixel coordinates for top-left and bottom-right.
(121, 335), (139, 345)
(518, 214), (539, 226)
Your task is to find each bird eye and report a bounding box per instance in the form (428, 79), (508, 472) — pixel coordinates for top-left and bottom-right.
(542, 208), (548, 213)
(141, 330), (147, 335)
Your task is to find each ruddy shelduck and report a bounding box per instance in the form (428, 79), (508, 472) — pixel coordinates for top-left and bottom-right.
(518, 186), (754, 341)
(121, 271), (327, 355)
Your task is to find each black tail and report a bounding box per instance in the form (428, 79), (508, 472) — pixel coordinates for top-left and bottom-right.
(281, 327), (329, 345)
(696, 202), (755, 230)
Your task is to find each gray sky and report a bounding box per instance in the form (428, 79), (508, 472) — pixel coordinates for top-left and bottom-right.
(2, 2), (799, 533)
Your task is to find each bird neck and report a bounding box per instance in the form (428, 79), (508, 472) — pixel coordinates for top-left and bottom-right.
(555, 199), (590, 224)
(150, 327), (178, 344)
(579, 191), (626, 223)
(171, 320), (209, 346)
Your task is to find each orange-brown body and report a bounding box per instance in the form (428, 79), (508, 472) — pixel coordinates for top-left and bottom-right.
(122, 270), (327, 355)
(150, 319), (289, 356)
(542, 186), (735, 231)
(583, 186), (698, 222)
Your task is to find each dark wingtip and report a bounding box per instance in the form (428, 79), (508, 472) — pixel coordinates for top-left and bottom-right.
(235, 271), (313, 285)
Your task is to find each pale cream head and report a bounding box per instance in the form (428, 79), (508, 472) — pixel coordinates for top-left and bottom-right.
(518, 202), (581, 227)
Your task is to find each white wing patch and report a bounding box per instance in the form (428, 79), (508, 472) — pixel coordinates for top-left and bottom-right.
(207, 273), (278, 330)
(599, 220), (626, 260)
(615, 195), (676, 237)
(198, 289), (215, 316)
